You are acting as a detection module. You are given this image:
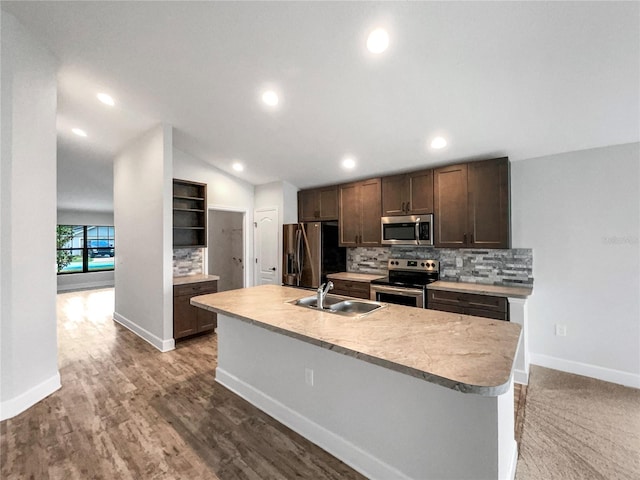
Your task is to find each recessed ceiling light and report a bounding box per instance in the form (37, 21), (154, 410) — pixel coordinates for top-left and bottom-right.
(431, 137), (447, 149)
(261, 90), (279, 107)
(232, 162), (244, 172)
(342, 157), (356, 169)
(97, 93), (115, 106)
(72, 128), (87, 137)
(367, 28), (389, 54)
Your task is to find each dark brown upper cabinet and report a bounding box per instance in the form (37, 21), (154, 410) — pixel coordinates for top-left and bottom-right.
(298, 186), (338, 222)
(434, 157), (510, 249)
(381, 169), (433, 216)
(338, 178), (381, 247)
(173, 179), (207, 248)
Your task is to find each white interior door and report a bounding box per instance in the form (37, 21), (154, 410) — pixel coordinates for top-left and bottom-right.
(254, 208), (279, 285)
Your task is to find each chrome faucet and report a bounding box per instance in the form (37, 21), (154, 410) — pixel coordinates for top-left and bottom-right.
(317, 281), (334, 310)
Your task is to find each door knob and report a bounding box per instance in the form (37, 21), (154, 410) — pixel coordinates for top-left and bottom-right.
(270, 267), (276, 271)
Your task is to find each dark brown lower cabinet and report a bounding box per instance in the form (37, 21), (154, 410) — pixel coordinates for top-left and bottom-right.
(427, 289), (509, 321)
(330, 279), (370, 299)
(173, 280), (218, 339)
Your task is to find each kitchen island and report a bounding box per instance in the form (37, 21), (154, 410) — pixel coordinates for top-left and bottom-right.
(192, 285), (521, 480)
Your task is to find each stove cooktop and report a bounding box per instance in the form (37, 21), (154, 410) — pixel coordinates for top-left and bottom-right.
(370, 259), (440, 289)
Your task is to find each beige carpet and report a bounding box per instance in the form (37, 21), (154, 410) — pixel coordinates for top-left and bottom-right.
(516, 365), (640, 479)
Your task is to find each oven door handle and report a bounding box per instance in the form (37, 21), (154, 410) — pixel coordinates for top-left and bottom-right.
(371, 285), (424, 296)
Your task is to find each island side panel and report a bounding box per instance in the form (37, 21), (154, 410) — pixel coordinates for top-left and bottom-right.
(509, 297), (530, 384)
(216, 314), (517, 480)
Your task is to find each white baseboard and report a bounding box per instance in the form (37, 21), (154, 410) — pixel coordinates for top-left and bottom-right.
(216, 367), (411, 480)
(530, 353), (640, 389)
(113, 312), (175, 352)
(506, 441), (518, 480)
(0, 372), (61, 421)
(57, 280), (114, 292)
(514, 369), (529, 385)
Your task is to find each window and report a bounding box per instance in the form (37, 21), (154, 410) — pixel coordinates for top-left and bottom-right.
(57, 225), (115, 274)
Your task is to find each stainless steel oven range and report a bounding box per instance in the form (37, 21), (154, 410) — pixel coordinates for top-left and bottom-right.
(370, 258), (439, 308)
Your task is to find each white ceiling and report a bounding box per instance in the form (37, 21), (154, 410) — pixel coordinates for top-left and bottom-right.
(3, 1), (639, 211)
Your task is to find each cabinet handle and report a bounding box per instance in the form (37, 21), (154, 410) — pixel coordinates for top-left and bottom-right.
(355, 235), (358, 244)
(401, 202), (405, 213)
(470, 233), (474, 244)
(405, 202), (410, 213)
(463, 233), (467, 244)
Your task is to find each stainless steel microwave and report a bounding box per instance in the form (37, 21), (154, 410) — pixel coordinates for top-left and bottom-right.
(381, 214), (434, 246)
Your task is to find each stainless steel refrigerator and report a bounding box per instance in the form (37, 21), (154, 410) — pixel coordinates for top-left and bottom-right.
(282, 221), (346, 289)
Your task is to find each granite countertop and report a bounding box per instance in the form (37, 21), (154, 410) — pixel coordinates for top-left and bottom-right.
(428, 281), (533, 299)
(191, 284), (521, 396)
(326, 272), (386, 282)
(173, 274), (220, 286)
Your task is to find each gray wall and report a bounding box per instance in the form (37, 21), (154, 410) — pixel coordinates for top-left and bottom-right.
(1, 12), (60, 419)
(113, 124), (174, 351)
(57, 209), (114, 226)
(511, 142), (639, 386)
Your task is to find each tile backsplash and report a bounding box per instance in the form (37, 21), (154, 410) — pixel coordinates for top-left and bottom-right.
(173, 248), (204, 276)
(346, 247), (390, 275)
(348, 246), (533, 286)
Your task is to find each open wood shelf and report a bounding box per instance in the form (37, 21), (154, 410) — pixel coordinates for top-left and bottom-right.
(173, 207), (205, 213)
(173, 179), (207, 248)
(173, 195), (205, 201)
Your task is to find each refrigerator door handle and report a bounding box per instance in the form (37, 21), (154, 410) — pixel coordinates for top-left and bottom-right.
(295, 227), (303, 285)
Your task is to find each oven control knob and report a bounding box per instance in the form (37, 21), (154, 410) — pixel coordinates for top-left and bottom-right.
(421, 262), (425, 267)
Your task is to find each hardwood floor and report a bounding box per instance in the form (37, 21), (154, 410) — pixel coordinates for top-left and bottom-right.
(0, 287), (549, 479)
(1, 288), (363, 479)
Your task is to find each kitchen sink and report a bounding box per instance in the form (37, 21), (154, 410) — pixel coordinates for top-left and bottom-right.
(294, 294), (344, 309)
(291, 295), (385, 317)
(329, 300), (382, 315)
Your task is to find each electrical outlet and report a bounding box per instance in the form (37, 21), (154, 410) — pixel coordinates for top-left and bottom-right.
(555, 324), (567, 337)
(305, 368), (314, 387)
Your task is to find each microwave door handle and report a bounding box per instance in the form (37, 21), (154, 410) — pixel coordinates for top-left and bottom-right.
(415, 218), (420, 245)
